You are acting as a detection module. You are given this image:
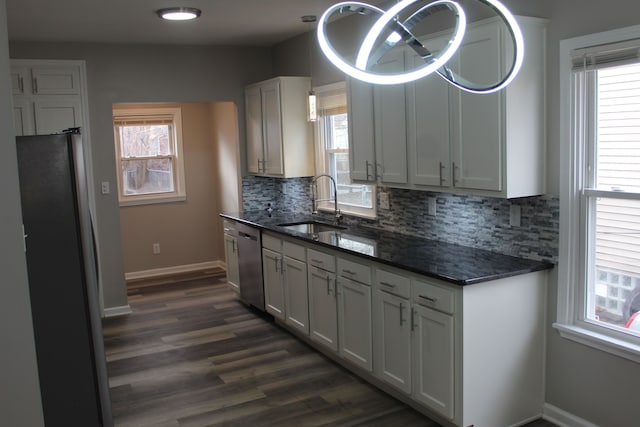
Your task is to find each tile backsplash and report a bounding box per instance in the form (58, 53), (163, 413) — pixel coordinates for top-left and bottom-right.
(242, 175), (559, 263)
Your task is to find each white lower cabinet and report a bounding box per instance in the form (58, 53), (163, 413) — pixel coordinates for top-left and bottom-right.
(262, 247), (285, 320)
(373, 289), (412, 393)
(262, 234), (546, 427)
(223, 233), (240, 294)
(412, 303), (454, 419)
(262, 233), (309, 333)
(337, 256), (373, 372)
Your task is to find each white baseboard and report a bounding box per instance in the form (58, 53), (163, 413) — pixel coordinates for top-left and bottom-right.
(125, 260), (224, 281)
(543, 403), (600, 427)
(103, 305), (132, 318)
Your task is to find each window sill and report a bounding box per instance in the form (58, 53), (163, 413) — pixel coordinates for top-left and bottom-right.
(316, 205), (376, 220)
(553, 322), (640, 363)
(119, 194), (186, 207)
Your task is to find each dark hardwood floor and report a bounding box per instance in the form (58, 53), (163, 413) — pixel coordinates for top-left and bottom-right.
(103, 272), (557, 427)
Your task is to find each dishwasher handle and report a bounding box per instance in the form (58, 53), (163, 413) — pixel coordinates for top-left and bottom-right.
(238, 231), (258, 241)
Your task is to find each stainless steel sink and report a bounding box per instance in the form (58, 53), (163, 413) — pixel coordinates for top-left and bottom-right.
(277, 221), (346, 234)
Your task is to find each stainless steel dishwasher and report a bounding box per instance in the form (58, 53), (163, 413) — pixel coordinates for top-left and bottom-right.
(236, 222), (265, 311)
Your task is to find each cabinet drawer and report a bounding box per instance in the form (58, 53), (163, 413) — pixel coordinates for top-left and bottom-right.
(223, 219), (236, 233)
(376, 268), (410, 299)
(307, 248), (335, 272)
(262, 233), (281, 252)
(338, 257), (371, 285)
(283, 240), (305, 261)
(412, 278), (455, 315)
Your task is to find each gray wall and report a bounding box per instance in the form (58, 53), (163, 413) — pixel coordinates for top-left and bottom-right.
(9, 42), (273, 311)
(0, 1), (45, 425)
(272, 1), (640, 426)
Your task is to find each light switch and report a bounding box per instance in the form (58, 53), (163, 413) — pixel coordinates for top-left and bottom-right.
(379, 191), (390, 210)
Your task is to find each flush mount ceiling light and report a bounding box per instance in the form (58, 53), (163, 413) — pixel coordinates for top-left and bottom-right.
(157, 7), (202, 21)
(317, 0), (524, 94)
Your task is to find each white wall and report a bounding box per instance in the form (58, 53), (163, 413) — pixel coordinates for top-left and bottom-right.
(0, 1), (44, 424)
(8, 42), (273, 311)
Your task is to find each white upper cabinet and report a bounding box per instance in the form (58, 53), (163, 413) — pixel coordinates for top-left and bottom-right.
(244, 76), (314, 178)
(11, 60), (86, 136)
(347, 78), (376, 182)
(352, 16), (547, 198)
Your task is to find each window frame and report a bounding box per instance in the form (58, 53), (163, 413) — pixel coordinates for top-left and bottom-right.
(112, 107), (186, 206)
(313, 82), (376, 219)
(557, 24), (640, 363)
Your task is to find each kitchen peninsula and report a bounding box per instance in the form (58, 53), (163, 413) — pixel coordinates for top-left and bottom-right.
(221, 211), (553, 427)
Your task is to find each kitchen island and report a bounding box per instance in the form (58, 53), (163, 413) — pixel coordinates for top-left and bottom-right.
(220, 211), (554, 427)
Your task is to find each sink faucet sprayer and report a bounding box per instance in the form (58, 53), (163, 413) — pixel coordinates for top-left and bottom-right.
(310, 174), (342, 223)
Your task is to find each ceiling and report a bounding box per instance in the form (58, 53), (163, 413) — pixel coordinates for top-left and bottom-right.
(6, 0), (385, 47)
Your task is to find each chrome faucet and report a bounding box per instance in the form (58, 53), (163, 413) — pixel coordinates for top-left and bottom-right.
(310, 174), (342, 223)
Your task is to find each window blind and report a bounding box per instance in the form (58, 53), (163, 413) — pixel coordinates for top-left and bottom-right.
(113, 115), (174, 126)
(572, 38), (640, 71)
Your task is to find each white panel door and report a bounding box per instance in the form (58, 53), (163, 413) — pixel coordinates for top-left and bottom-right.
(245, 85), (263, 174)
(223, 234), (240, 294)
(450, 22), (502, 191)
(261, 80), (284, 176)
(406, 36), (451, 188)
(337, 278), (372, 371)
(284, 256), (309, 335)
(373, 290), (412, 393)
(34, 97), (83, 134)
(347, 77), (376, 182)
(13, 98), (35, 136)
(412, 304), (455, 420)
(308, 265), (338, 351)
(31, 66), (81, 95)
(373, 49), (408, 184)
(262, 248), (285, 320)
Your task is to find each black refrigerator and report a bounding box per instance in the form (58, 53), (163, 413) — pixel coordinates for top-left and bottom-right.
(16, 129), (113, 427)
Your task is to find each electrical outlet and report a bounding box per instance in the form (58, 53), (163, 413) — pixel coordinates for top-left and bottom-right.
(428, 197), (437, 216)
(379, 191), (390, 210)
(101, 181), (110, 194)
(152, 243), (161, 254)
(509, 204), (521, 227)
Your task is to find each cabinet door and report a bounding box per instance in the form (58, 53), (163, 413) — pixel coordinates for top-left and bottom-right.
(373, 290), (412, 394)
(33, 97), (83, 134)
(224, 234), (240, 294)
(284, 256), (309, 334)
(261, 80), (285, 176)
(373, 49), (407, 184)
(262, 248), (285, 320)
(11, 66), (30, 95)
(32, 65), (81, 95)
(347, 77), (376, 182)
(337, 278), (372, 371)
(13, 98), (35, 136)
(308, 265), (338, 351)
(406, 37), (451, 188)
(450, 22), (503, 192)
(412, 304), (454, 420)
(245, 85), (263, 174)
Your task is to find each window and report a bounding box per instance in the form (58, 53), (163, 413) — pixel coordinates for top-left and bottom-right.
(314, 82), (376, 218)
(113, 107), (186, 206)
(558, 26), (640, 362)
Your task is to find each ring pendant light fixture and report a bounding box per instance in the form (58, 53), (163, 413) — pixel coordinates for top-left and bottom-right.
(316, 0), (524, 94)
(157, 7), (202, 21)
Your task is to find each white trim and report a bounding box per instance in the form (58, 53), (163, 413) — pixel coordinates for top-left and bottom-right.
(543, 403), (600, 427)
(124, 260), (223, 281)
(558, 23), (640, 359)
(103, 305), (132, 318)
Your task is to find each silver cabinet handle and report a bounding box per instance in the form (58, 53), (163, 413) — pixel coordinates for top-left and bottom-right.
(410, 307), (415, 331)
(365, 161), (373, 181)
(274, 256), (279, 272)
(439, 161), (446, 186)
(342, 269), (356, 275)
(326, 275), (331, 295)
(311, 259), (324, 265)
(33, 77), (38, 94)
(379, 281), (396, 288)
(452, 162), (459, 186)
(399, 302), (405, 325)
(418, 295), (438, 304)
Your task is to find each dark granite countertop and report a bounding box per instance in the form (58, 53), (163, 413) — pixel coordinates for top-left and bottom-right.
(220, 211), (554, 286)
